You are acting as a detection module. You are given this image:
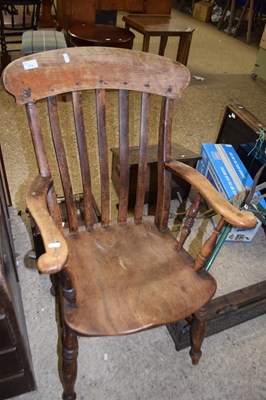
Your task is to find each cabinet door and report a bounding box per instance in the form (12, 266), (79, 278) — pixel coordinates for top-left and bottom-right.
(125, 0), (144, 11)
(145, 0), (172, 14)
(99, 0), (126, 10)
(0, 150), (36, 399)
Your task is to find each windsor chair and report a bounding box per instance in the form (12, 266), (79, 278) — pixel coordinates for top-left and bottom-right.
(2, 47), (256, 400)
(0, 0), (41, 71)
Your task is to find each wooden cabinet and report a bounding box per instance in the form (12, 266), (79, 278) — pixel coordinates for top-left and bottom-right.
(57, 0), (172, 30)
(0, 148), (36, 399)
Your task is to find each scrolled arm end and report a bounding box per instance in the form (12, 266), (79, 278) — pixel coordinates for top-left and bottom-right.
(27, 175), (68, 274)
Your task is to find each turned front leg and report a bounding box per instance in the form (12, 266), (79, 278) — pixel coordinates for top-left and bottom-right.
(62, 325), (79, 400)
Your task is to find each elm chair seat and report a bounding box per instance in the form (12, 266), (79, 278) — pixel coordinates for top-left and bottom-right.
(21, 30), (67, 54)
(68, 23), (135, 49)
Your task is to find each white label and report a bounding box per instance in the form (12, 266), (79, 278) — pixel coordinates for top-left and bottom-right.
(63, 53), (70, 63)
(22, 60), (38, 70)
(48, 241), (61, 249)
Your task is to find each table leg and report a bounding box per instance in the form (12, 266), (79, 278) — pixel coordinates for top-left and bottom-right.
(159, 36), (168, 56)
(142, 34), (151, 52)
(176, 32), (193, 66)
(247, 0), (254, 44)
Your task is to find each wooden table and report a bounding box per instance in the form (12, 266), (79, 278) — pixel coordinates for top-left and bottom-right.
(123, 14), (194, 66)
(68, 24), (135, 49)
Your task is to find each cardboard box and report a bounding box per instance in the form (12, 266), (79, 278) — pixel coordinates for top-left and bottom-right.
(197, 144), (266, 243)
(193, 1), (214, 23)
(259, 23), (266, 49)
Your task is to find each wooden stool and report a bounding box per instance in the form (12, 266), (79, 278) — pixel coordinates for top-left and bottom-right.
(68, 24), (135, 49)
(123, 14), (194, 66)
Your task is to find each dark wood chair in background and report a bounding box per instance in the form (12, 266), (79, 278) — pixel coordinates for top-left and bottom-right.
(2, 47), (256, 400)
(0, 0), (41, 71)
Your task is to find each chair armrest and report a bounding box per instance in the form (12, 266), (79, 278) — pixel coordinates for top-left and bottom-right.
(165, 160), (257, 230)
(26, 175), (68, 274)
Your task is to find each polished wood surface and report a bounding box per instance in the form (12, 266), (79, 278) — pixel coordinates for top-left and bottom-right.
(68, 23), (135, 48)
(2, 47), (256, 399)
(123, 14), (194, 65)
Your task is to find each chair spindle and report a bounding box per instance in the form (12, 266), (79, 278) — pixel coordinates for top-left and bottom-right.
(96, 89), (109, 227)
(117, 89), (130, 225)
(47, 96), (79, 234)
(194, 217), (226, 272)
(177, 192), (202, 249)
(72, 91), (94, 231)
(134, 92), (150, 223)
(155, 97), (174, 231)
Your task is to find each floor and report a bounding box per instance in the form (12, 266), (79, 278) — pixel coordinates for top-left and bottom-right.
(1, 6), (266, 400)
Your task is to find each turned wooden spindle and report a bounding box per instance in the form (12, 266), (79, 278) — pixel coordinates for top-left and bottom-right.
(62, 326), (79, 400)
(194, 217), (226, 272)
(60, 269), (76, 304)
(177, 192), (201, 249)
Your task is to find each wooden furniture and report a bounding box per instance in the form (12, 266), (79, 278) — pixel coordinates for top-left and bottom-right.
(0, 147), (36, 399)
(216, 104), (266, 185)
(253, 47), (266, 81)
(56, 0), (172, 31)
(0, 0), (41, 72)
(123, 14), (194, 66)
(2, 47), (256, 400)
(111, 143), (201, 208)
(68, 23), (135, 48)
(217, 0), (265, 44)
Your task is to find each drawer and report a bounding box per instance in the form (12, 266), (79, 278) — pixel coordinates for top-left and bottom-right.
(0, 315), (14, 349)
(0, 348), (22, 376)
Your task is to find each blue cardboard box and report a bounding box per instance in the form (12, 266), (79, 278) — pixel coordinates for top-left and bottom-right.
(197, 144), (266, 242)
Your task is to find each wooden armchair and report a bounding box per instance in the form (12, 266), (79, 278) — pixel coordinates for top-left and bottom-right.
(0, 0), (41, 72)
(2, 47), (256, 400)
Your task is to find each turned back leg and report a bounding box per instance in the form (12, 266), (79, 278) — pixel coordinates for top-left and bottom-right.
(189, 306), (208, 365)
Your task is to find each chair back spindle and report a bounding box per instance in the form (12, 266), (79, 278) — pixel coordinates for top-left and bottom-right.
(155, 97), (174, 231)
(134, 92), (150, 224)
(96, 88), (110, 227)
(72, 91), (95, 231)
(117, 89), (130, 226)
(48, 96), (79, 234)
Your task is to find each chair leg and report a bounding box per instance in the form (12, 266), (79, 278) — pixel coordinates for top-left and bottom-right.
(189, 305), (208, 365)
(61, 325), (79, 400)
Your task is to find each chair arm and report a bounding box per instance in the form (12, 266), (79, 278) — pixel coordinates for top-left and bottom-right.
(26, 175), (68, 274)
(165, 160), (257, 230)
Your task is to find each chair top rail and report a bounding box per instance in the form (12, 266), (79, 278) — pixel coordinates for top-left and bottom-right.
(2, 47), (190, 105)
(1, 0), (41, 6)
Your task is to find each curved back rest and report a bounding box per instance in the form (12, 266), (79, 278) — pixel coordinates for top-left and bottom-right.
(3, 47), (190, 232)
